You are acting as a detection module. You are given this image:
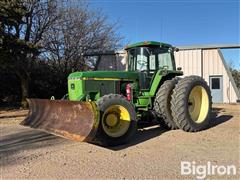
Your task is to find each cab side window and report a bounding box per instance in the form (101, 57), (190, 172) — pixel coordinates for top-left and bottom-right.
(158, 51), (173, 70)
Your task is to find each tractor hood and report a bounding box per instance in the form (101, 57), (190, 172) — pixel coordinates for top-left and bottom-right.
(68, 71), (139, 80)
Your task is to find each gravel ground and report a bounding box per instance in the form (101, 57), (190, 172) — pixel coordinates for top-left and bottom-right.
(0, 104), (239, 179)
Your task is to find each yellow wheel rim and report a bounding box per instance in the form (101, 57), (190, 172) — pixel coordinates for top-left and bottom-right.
(188, 86), (209, 123)
(102, 105), (131, 137)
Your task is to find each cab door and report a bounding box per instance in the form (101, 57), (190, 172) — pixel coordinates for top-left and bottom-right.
(138, 48), (157, 90)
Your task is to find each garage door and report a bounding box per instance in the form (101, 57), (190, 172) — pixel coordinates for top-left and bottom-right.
(209, 76), (223, 103)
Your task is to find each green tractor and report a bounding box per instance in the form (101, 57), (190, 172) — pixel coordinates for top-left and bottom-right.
(22, 41), (212, 146)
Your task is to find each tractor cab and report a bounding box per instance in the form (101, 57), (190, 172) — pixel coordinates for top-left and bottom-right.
(125, 41), (177, 90)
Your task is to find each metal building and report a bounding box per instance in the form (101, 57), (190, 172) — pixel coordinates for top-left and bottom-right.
(175, 45), (240, 103)
(95, 45), (240, 103)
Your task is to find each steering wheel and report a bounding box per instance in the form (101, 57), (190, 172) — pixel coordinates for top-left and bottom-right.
(137, 61), (148, 71)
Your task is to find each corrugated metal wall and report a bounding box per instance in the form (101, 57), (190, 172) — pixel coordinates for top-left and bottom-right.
(174, 50), (202, 76)
(174, 49), (239, 103)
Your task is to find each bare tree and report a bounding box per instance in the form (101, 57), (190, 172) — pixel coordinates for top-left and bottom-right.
(1, 0), (122, 106)
(0, 0), (60, 107)
(41, 1), (122, 74)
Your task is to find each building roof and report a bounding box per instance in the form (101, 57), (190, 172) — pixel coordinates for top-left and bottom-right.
(125, 41), (172, 50)
(177, 44), (240, 50)
(83, 44), (240, 56)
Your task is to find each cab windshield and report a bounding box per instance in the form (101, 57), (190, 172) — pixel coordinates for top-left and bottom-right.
(128, 47), (175, 71)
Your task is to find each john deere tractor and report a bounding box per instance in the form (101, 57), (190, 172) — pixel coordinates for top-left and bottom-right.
(22, 41), (212, 146)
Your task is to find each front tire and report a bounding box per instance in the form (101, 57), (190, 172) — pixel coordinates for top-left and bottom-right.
(171, 76), (212, 132)
(95, 94), (137, 146)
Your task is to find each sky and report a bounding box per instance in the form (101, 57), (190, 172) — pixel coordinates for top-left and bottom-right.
(90, 0), (240, 69)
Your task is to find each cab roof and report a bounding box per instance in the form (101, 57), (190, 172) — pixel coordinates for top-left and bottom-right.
(125, 41), (172, 50)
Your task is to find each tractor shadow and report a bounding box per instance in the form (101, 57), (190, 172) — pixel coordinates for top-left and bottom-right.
(0, 109), (28, 120)
(207, 107), (233, 129)
(0, 114), (27, 119)
(0, 128), (71, 166)
(0, 130), (58, 152)
(110, 107), (233, 150)
(110, 121), (169, 151)
(132, 122), (168, 145)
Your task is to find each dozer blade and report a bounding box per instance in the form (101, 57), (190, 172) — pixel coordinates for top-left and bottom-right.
(21, 99), (99, 142)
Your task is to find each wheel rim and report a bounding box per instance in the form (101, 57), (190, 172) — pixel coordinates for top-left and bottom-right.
(188, 86), (209, 123)
(102, 105), (131, 137)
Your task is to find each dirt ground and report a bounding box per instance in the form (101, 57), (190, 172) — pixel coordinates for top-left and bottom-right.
(0, 104), (239, 179)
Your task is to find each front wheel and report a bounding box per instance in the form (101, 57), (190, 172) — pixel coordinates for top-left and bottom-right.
(95, 94), (137, 146)
(171, 76), (212, 132)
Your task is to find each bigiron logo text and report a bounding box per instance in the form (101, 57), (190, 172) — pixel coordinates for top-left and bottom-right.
(181, 161), (237, 179)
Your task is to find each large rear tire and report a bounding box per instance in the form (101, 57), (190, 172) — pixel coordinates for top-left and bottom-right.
(171, 76), (212, 132)
(153, 78), (179, 129)
(95, 94), (137, 146)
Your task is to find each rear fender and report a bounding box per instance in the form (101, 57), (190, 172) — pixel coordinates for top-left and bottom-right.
(149, 70), (183, 96)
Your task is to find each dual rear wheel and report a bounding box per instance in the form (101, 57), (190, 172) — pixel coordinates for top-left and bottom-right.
(154, 75), (212, 131)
